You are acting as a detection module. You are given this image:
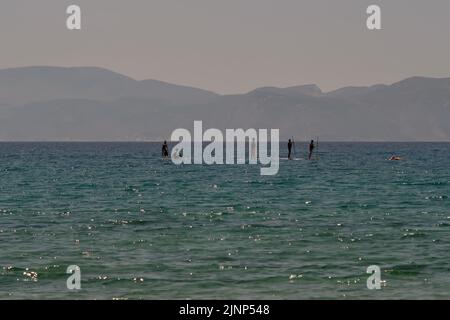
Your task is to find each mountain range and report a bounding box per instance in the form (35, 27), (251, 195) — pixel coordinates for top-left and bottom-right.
(0, 66), (449, 141)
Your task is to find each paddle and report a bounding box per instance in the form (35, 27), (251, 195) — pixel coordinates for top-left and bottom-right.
(316, 136), (320, 160)
(292, 136), (296, 159)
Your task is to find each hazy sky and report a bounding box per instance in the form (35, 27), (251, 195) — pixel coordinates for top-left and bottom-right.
(1, 0), (450, 94)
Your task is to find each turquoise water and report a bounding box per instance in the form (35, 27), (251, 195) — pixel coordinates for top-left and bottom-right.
(0, 142), (449, 299)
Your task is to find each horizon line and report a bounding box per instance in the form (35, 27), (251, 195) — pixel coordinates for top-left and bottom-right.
(1, 140), (449, 143)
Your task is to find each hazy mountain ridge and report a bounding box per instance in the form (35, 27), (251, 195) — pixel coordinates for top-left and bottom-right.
(0, 67), (449, 141)
(0, 66), (218, 106)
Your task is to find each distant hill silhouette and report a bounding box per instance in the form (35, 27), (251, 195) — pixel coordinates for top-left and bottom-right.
(0, 67), (449, 141)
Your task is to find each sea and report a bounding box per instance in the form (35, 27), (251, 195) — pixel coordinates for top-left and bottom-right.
(0, 142), (449, 299)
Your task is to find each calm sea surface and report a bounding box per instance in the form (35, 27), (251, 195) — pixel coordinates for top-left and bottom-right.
(0, 142), (449, 299)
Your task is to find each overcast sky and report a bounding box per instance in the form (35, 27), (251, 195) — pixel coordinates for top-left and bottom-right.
(1, 0), (450, 94)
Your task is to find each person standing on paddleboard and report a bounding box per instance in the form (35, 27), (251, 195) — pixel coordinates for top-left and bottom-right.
(288, 139), (293, 160)
(162, 141), (169, 158)
(308, 140), (315, 160)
